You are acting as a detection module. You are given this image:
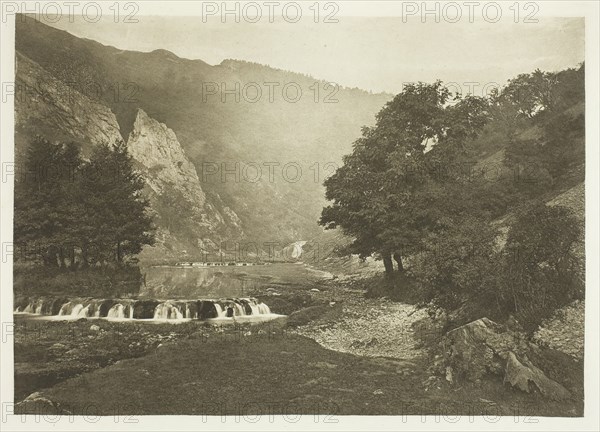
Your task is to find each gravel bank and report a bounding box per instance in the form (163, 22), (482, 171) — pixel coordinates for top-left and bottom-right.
(292, 289), (429, 360)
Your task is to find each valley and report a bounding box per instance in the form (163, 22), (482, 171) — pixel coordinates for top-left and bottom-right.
(9, 13), (587, 421)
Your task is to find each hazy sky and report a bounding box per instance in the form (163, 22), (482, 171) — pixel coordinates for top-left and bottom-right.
(45, 15), (584, 94)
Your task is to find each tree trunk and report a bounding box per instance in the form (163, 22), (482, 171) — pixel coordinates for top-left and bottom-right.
(383, 252), (394, 275)
(116, 241), (122, 264)
(393, 253), (404, 272)
(81, 245), (89, 268)
(46, 246), (58, 267)
(58, 247), (66, 269)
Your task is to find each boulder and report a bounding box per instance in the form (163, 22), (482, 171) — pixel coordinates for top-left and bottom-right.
(15, 392), (71, 415)
(504, 352), (571, 400)
(444, 318), (572, 400)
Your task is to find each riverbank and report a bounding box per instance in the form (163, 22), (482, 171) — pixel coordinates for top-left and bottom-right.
(12, 269), (584, 416)
(15, 328), (581, 417)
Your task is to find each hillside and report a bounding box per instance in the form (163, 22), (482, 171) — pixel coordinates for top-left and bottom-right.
(15, 15), (391, 252)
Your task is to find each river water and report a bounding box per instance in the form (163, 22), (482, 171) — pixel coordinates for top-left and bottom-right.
(139, 262), (333, 299)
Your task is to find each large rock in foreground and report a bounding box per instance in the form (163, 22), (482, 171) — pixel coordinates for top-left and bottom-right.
(444, 318), (572, 401)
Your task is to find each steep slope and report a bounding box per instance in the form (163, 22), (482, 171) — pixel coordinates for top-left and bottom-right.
(14, 51), (242, 261)
(15, 15), (391, 245)
(14, 52), (123, 163)
(126, 109), (243, 260)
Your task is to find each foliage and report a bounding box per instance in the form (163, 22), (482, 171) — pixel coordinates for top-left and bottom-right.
(321, 63), (585, 332)
(321, 82), (491, 273)
(499, 203), (583, 331)
(14, 136), (155, 268)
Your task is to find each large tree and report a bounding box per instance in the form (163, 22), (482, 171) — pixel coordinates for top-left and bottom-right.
(79, 140), (155, 265)
(15, 137), (84, 266)
(320, 83), (490, 274)
(15, 137), (155, 267)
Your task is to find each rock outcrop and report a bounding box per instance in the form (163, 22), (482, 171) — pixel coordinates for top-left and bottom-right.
(126, 109), (243, 256)
(15, 52), (243, 259)
(444, 318), (573, 401)
(15, 392), (71, 415)
(15, 52), (123, 158)
(127, 109), (207, 207)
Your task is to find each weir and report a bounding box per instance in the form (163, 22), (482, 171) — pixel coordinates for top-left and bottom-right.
(14, 297), (274, 322)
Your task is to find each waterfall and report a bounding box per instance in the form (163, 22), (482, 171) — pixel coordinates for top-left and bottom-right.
(213, 303), (225, 318)
(233, 303), (245, 316)
(15, 296), (277, 322)
(58, 302), (72, 316)
(108, 304), (125, 318)
(34, 300), (44, 314)
(70, 304), (85, 317)
(153, 302), (183, 320)
(257, 303), (271, 314)
(21, 299), (44, 314)
(78, 304), (91, 318)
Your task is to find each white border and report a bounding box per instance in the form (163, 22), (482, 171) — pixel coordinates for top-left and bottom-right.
(1, 1), (598, 431)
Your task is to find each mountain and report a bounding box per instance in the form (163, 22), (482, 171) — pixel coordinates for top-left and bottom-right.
(14, 15), (391, 258)
(14, 52), (244, 262)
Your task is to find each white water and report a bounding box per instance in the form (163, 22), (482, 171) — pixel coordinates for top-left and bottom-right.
(258, 303), (271, 314)
(213, 304), (225, 318)
(78, 304), (91, 318)
(71, 304), (84, 317)
(153, 303), (183, 320)
(58, 302), (71, 316)
(249, 304), (260, 315)
(108, 304), (125, 318)
(17, 297), (279, 323)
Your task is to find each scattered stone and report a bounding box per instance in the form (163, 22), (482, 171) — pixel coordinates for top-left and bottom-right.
(445, 366), (453, 383)
(373, 389), (384, 395)
(292, 295), (428, 360)
(533, 300), (584, 360)
(89, 324), (101, 332)
(310, 288), (320, 292)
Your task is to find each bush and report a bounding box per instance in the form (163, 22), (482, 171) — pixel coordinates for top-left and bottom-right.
(409, 203), (582, 333)
(498, 204), (582, 331)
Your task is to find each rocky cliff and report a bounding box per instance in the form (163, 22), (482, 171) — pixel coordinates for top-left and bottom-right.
(126, 109), (243, 260)
(14, 52), (123, 161)
(15, 51), (242, 261)
(127, 109), (207, 208)
(15, 16), (391, 246)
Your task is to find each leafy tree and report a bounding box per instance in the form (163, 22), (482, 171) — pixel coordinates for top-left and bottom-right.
(410, 214), (502, 324)
(16, 136), (155, 268)
(14, 136), (84, 267)
(79, 140), (155, 264)
(321, 84), (490, 274)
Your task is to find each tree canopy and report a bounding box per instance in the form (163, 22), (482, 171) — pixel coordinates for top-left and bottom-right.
(15, 137), (155, 268)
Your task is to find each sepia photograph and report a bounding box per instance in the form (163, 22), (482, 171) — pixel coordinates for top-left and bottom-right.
(0, 1), (598, 430)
